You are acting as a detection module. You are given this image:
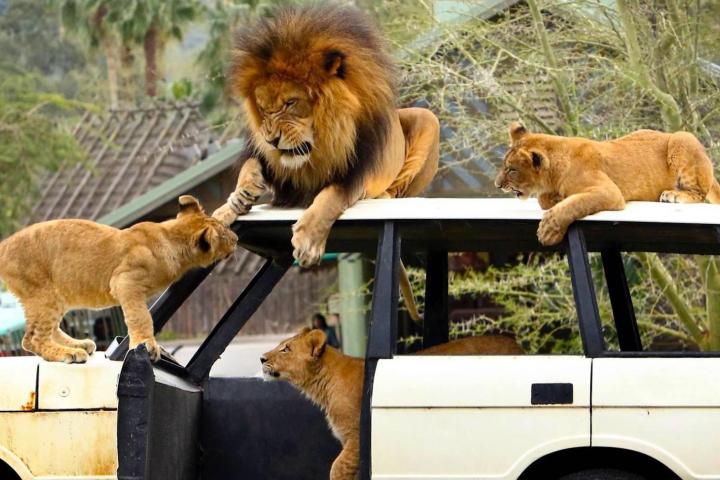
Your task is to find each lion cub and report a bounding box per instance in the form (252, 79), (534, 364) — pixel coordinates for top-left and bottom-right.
(261, 328), (522, 480)
(495, 122), (720, 245)
(0, 196), (237, 363)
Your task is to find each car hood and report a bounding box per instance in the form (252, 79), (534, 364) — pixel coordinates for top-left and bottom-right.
(0, 354), (122, 411)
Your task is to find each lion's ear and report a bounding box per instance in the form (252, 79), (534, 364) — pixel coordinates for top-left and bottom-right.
(306, 329), (327, 358)
(196, 227), (218, 253)
(509, 122), (528, 143)
(178, 195), (205, 217)
(323, 49), (347, 79)
(531, 151), (543, 170)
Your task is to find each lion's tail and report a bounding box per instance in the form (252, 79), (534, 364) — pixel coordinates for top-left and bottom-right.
(399, 262), (422, 324)
(707, 179), (720, 204)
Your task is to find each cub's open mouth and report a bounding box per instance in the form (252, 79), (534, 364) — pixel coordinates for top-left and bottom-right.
(262, 366), (280, 378)
(512, 189), (523, 198)
(279, 141), (313, 157)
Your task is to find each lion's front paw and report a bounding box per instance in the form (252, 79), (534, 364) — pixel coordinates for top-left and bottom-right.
(291, 222), (327, 268)
(131, 337), (162, 362)
(537, 211), (567, 246)
(212, 203), (241, 226)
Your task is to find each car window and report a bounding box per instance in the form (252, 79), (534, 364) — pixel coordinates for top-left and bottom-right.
(613, 252), (719, 353)
(400, 251), (586, 355)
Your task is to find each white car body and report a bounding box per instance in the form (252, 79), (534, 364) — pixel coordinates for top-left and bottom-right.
(0, 199), (719, 479)
(0, 355), (120, 480)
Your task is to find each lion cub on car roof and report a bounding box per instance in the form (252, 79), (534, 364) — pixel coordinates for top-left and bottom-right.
(261, 328), (522, 480)
(0, 196), (236, 363)
(495, 122), (720, 246)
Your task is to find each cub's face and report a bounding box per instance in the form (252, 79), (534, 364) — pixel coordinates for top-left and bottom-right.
(176, 195), (238, 265)
(494, 147), (544, 199)
(252, 79), (314, 170)
(494, 122), (545, 199)
(260, 328), (326, 383)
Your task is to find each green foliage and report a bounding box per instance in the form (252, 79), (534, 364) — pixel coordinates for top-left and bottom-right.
(0, 66), (86, 236)
(195, 0), (279, 116)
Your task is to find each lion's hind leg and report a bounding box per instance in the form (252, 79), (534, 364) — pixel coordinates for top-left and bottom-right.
(387, 108), (440, 198)
(660, 132), (714, 204)
(52, 327), (97, 356)
(22, 296), (89, 363)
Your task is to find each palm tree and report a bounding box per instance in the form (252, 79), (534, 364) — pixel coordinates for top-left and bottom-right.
(60, 0), (122, 108)
(115, 0), (199, 97)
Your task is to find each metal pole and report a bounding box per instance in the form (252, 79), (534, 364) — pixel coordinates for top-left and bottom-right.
(338, 253), (369, 357)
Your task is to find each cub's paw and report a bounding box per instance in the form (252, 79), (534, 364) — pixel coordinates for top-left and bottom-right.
(212, 202), (241, 226)
(537, 211), (567, 246)
(142, 338), (162, 362)
(80, 339), (97, 355)
(131, 337), (162, 362)
(659, 190), (679, 203)
(291, 222), (327, 268)
(59, 348), (89, 364)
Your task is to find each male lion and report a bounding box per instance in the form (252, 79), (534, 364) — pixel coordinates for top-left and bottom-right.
(261, 328), (522, 480)
(0, 196), (237, 363)
(212, 4), (440, 268)
(495, 122), (720, 245)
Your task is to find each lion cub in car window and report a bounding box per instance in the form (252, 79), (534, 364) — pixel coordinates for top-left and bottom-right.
(495, 122), (720, 246)
(261, 328), (522, 480)
(0, 196), (237, 363)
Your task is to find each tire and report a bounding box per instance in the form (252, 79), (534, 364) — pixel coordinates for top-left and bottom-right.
(557, 469), (646, 480)
(0, 460), (20, 480)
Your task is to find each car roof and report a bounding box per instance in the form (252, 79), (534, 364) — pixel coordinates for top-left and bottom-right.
(238, 198), (720, 225)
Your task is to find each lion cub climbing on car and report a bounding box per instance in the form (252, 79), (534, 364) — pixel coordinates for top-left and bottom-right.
(261, 328), (522, 480)
(0, 196), (237, 363)
(495, 122), (720, 246)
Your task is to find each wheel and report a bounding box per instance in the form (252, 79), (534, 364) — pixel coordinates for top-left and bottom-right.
(558, 469), (646, 480)
(557, 469), (646, 480)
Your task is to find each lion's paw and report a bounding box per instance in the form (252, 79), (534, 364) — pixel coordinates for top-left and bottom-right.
(60, 348), (89, 364)
(80, 339), (97, 355)
(659, 190), (679, 203)
(537, 211), (567, 246)
(291, 223), (327, 268)
(131, 337), (162, 362)
(212, 202), (241, 226)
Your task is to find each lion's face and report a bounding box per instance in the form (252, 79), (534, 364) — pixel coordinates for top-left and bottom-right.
(260, 328), (326, 383)
(252, 79), (314, 170)
(175, 195), (238, 265)
(494, 147), (545, 199)
(494, 122), (545, 199)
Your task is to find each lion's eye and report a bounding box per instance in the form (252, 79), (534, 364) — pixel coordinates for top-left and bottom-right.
(285, 99), (297, 107)
(281, 345), (290, 353)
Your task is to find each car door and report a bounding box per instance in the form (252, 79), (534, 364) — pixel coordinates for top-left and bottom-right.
(371, 355), (591, 479)
(592, 357), (720, 479)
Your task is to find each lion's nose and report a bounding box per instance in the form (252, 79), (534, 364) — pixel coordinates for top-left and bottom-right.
(268, 137), (280, 148)
(260, 356), (268, 364)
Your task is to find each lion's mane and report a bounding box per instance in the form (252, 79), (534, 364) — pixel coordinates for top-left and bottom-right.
(229, 4), (397, 207)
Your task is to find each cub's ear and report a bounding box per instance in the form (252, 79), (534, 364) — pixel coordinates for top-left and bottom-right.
(531, 151), (543, 170)
(306, 329), (327, 358)
(323, 49), (346, 79)
(509, 122), (528, 143)
(196, 227), (218, 253)
(178, 195), (205, 217)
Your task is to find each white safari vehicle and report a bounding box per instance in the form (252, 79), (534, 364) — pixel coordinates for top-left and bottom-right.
(0, 198), (718, 480)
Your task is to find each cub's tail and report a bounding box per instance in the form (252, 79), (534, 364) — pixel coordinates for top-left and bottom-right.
(708, 179), (720, 204)
(399, 262), (422, 323)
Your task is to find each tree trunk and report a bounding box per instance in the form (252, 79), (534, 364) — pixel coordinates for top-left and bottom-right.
(527, 0), (578, 134)
(100, 34), (120, 109)
(144, 26), (158, 97)
(120, 44), (135, 101)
